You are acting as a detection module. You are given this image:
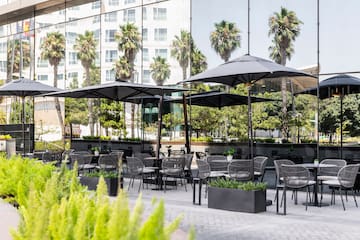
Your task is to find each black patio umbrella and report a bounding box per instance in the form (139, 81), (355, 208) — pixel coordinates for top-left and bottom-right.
(297, 74), (360, 158)
(44, 81), (188, 158)
(168, 91), (278, 108)
(0, 78), (62, 153)
(180, 54), (316, 179)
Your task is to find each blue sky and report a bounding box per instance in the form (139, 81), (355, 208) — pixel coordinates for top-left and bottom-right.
(192, 0), (360, 78)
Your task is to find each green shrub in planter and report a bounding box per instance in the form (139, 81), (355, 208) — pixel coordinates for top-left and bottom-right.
(208, 179), (267, 213)
(0, 155), (192, 239)
(81, 171), (120, 196)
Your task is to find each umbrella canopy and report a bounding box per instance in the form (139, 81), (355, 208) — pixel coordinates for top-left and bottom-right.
(44, 81), (187, 101)
(297, 74), (360, 158)
(168, 91), (278, 108)
(124, 95), (172, 105)
(43, 81), (188, 159)
(0, 78), (62, 96)
(0, 78), (62, 154)
(181, 54), (316, 89)
(297, 74), (360, 99)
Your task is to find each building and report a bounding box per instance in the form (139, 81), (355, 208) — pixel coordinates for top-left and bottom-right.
(0, 0), (191, 140)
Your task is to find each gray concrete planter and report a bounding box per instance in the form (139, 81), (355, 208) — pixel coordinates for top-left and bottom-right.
(208, 187), (266, 213)
(80, 176), (119, 196)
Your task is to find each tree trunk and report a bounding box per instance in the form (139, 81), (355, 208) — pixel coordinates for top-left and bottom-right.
(280, 49), (288, 140)
(182, 66), (187, 80)
(53, 64), (64, 141)
(84, 67), (95, 136)
(131, 103), (135, 138)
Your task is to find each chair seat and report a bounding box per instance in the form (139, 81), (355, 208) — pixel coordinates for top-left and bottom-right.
(322, 179), (343, 186)
(318, 175), (338, 181)
(210, 171), (226, 178)
(79, 164), (95, 169)
(229, 171), (251, 179)
(254, 171), (262, 176)
(160, 169), (182, 175)
(143, 168), (156, 173)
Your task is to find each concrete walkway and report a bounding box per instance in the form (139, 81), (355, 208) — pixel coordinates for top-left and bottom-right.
(0, 200), (19, 240)
(2, 181), (360, 240)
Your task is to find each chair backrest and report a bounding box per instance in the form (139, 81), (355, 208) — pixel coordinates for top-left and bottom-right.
(274, 159), (295, 184)
(282, 164), (310, 189)
(228, 159), (252, 181)
(254, 156), (268, 174)
(319, 159), (346, 176)
(41, 151), (53, 162)
(196, 160), (210, 179)
(98, 154), (118, 170)
(70, 153), (93, 166)
(161, 157), (185, 176)
(184, 153), (193, 170)
(338, 164), (360, 188)
(206, 155), (227, 163)
(126, 157), (144, 175)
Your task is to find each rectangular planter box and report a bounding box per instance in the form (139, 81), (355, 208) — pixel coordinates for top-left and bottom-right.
(80, 176), (120, 196)
(208, 186), (266, 213)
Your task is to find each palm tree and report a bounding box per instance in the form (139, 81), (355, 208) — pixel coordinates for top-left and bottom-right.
(268, 7), (302, 139)
(150, 56), (170, 86)
(115, 23), (141, 81)
(7, 39), (30, 80)
(210, 20), (240, 63)
(115, 23), (141, 138)
(74, 31), (97, 136)
(40, 31), (65, 140)
(191, 46), (207, 75)
(171, 30), (192, 80)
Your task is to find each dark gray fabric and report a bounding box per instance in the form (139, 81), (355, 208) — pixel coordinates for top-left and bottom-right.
(0, 78), (61, 96)
(297, 74), (360, 99)
(43, 81), (187, 101)
(168, 91), (278, 107)
(180, 54), (316, 88)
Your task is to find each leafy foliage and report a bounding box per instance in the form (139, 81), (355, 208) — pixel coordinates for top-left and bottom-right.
(210, 20), (240, 62)
(209, 178), (267, 191)
(150, 56), (171, 86)
(0, 155), (187, 239)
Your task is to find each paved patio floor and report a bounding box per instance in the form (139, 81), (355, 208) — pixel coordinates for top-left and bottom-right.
(2, 179), (360, 240)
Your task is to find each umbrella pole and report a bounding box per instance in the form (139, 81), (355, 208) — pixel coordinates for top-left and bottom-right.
(156, 94), (164, 159)
(340, 94), (343, 159)
(183, 94), (190, 154)
(22, 96), (25, 155)
(247, 84), (254, 180)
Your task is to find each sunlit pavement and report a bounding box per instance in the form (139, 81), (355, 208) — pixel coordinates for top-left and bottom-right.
(2, 180), (360, 240)
(124, 179), (360, 240)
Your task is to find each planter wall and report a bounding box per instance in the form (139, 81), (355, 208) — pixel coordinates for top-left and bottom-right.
(208, 187), (266, 213)
(80, 176), (119, 196)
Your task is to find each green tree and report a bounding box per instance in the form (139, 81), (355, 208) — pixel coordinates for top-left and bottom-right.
(171, 30), (192, 80)
(9, 99), (33, 124)
(268, 7), (303, 140)
(115, 23), (141, 138)
(150, 56), (170, 86)
(210, 20), (240, 62)
(99, 99), (125, 137)
(7, 39), (30, 80)
(40, 31), (65, 140)
(65, 77), (88, 126)
(74, 30), (97, 136)
(191, 46), (207, 75)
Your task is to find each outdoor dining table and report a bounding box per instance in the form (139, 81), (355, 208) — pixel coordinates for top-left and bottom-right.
(297, 163), (336, 207)
(144, 156), (163, 190)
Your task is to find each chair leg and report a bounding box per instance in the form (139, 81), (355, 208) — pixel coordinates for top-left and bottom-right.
(138, 177), (142, 193)
(305, 186), (309, 211)
(352, 189), (358, 207)
(276, 187), (279, 213)
(339, 188), (346, 211)
(184, 176), (188, 192)
(283, 187), (287, 215)
(163, 176), (167, 193)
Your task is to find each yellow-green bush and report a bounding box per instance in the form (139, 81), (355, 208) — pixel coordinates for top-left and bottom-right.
(0, 155), (192, 239)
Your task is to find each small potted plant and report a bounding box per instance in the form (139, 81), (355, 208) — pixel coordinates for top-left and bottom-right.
(208, 178), (267, 213)
(91, 146), (100, 156)
(80, 170), (119, 196)
(224, 147), (235, 161)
